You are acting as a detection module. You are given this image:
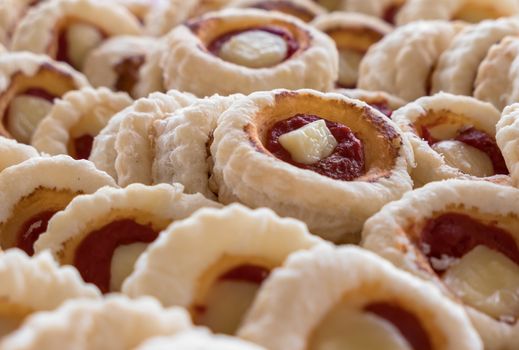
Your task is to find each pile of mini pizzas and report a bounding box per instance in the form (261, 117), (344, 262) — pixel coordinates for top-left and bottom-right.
(1, 0), (519, 349)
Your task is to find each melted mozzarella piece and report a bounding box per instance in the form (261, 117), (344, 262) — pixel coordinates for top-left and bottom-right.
(443, 245), (519, 320)
(110, 242), (149, 292)
(279, 119), (338, 165)
(198, 280), (260, 335)
(219, 30), (288, 68)
(338, 50), (363, 87)
(432, 140), (494, 177)
(7, 95), (53, 144)
(309, 304), (412, 350)
(66, 23), (104, 69)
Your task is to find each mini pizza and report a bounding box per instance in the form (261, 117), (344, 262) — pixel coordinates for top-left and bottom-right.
(474, 36), (519, 110)
(89, 90), (196, 185)
(432, 18), (519, 96)
(34, 183), (221, 293)
(227, 0), (326, 22)
(0, 52), (89, 144)
(210, 89), (414, 243)
(358, 20), (464, 101)
(83, 36), (162, 98)
(238, 245), (482, 350)
(0, 156), (116, 255)
(136, 329), (266, 350)
(312, 12), (392, 88)
(362, 179), (519, 349)
(392, 92), (508, 187)
(11, 0), (141, 71)
(152, 94), (244, 200)
(497, 103), (519, 187)
(161, 9), (338, 96)
(31, 87), (132, 160)
(396, 0), (519, 25)
(1, 296), (192, 350)
(0, 137), (39, 173)
(334, 88), (406, 118)
(123, 204), (326, 334)
(0, 249), (99, 339)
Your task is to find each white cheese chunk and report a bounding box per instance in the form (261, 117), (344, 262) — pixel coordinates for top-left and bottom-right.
(309, 304), (412, 350)
(7, 95), (53, 144)
(110, 242), (149, 292)
(198, 280), (260, 335)
(278, 119), (338, 165)
(66, 23), (104, 69)
(219, 30), (288, 68)
(443, 245), (519, 320)
(432, 140), (494, 177)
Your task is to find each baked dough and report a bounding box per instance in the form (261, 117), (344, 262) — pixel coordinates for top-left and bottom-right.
(113, 0), (154, 22)
(396, 0), (519, 25)
(432, 18), (519, 96)
(0, 137), (39, 173)
(31, 87), (132, 159)
(392, 92), (507, 186)
(358, 20), (463, 101)
(0, 249), (99, 338)
(0, 155), (116, 255)
(89, 90), (196, 185)
(133, 38), (167, 98)
(0, 52), (90, 144)
(334, 88), (406, 117)
(226, 0), (326, 22)
(83, 36), (162, 98)
(152, 94), (243, 200)
(11, 0), (141, 70)
(161, 9), (338, 96)
(0, 0), (36, 45)
(0, 296), (192, 350)
(497, 103), (519, 187)
(238, 244), (482, 350)
(35, 183), (221, 293)
(123, 204), (326, 334)
(474, 36), (519, 110)
(136, 329), (266, 350)
(210, 89), (414, 243)
(312, 12), (392, 88)
(362, 179), (519, 349)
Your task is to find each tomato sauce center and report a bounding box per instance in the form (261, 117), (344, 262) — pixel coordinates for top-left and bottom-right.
(266, 114), (366, 181)
(17, 210), (56, 256)
(72, 134), (94, 160)
(74, 219), (159, 293)
(419, 213), (519, 274)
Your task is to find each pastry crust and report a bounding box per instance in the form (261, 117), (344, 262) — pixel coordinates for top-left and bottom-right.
(238, 245), (482, 350)
(35, 183), (221, 292)
(11, 0), (141, 70)
(497, 104), (519, 187)
(31, 87), (132, 159)
(89, 90), (196, 185)
(83, 36), (162, 98)
(432, 18), (519, 96)
(123, 204), (325, 306)
(312, 12), (392, 88)
(0, 156), (116, 252)
(161, 9), (338, 97)
(0, 249), (99, 338)
(392, 92), (507, 186)
(226, 0), (326, 22)
(0, 0), (35, 45)
(0, 296), (192, 350)
(0, 137), (39, 173)
(136, 329), (267, 350)
(0, 52), (90, 143)
(358, 20), (463, 101)
(474, 36), (519, 110)
(143, 0), (197, 36)
(341, 0), (404, 20)
(210, 89), (414, 243)
(334, 88), (406, 114)
(362, 179), (519, 349)
(133, 38), (167, 98)
(396, 0), (519, 25)
(152, 94), (243, 199)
